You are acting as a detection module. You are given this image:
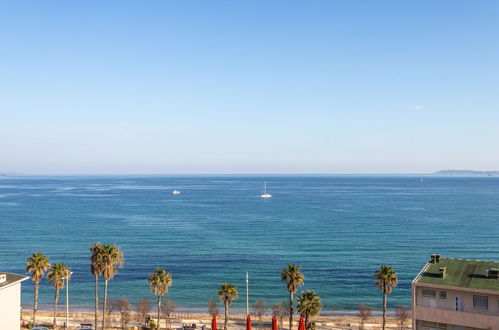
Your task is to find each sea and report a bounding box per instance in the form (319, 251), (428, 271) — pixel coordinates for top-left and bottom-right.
(0, 175), (498, 314)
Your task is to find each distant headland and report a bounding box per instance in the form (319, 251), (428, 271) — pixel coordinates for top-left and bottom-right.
(0, 172), (18, 176)
(435, 170), (499, 176)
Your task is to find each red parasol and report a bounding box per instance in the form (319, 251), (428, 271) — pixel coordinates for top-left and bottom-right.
(272, 315), (278, 330)
(211, 314), (218, 330)
(246, 314), (252, 330)
(298, 316), (306, 330)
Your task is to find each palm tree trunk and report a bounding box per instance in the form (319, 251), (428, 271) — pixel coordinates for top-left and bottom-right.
(289, 291), (294, 330)
(53, 288), (60, 327)
(157, 294), (162, 329)
(102, 279), (108, 330)
(95, 275), (99, 330)
(33, 281), (39, 325)
(382, 288), (387, 330)
(224, 301), (229, 330)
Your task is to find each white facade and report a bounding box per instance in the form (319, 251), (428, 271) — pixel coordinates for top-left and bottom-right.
(0, 273), (28, 330)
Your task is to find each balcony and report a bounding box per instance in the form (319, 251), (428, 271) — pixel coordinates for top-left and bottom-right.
(414, 305), (499, 329)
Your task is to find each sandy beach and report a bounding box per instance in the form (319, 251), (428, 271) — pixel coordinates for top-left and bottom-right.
(22, 310), (411, 330)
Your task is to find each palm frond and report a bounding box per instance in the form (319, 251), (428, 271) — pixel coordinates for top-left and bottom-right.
(374, 264), (398, 294)
(26, 252), (51, 283)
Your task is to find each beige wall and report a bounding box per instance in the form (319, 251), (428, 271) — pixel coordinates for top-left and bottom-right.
(414, 305), (499, 330)
(416, 286), (454, 310)
(0, 282), (22, 330)
(415, 319), (488, 330)
(415, 285), (499, 316)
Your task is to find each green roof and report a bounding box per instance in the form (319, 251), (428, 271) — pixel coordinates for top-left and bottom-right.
(416, 257), (499, 291)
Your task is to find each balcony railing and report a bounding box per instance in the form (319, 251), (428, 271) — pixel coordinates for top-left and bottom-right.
(414, 305), (499, 329)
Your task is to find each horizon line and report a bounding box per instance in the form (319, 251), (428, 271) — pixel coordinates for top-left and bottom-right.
(2, 172), (497, 177)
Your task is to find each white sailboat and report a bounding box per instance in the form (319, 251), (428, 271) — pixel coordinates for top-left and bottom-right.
(172, 190), (181, 195)
(261, 181), (272, 199)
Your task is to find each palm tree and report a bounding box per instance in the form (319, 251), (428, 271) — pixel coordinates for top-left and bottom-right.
(100, 244), (124, 330)
(281, 264), (304, 330)
(90, 242), (105, 329)
(297, 290), (322, 330)
(26, 252), (51, 326)
(217, 283), (238, 330)
(148, 268), (173, 329)
(47, 263), (69, 327)
(374, 265), (398, 330)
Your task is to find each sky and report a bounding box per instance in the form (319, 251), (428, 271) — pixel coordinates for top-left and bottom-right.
(1, 1), (499, 174)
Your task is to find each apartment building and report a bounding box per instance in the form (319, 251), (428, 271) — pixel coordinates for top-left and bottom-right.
(412, 255), (499, 330)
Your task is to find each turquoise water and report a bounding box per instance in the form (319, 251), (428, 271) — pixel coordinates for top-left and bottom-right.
(1, 175), (498, 313)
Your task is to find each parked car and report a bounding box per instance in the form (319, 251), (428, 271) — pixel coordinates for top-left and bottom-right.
(78, 323), (94, 330)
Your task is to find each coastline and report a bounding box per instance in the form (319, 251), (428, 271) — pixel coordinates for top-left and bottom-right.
(22, 310), (411, 329)
(22, 305), (392, 317)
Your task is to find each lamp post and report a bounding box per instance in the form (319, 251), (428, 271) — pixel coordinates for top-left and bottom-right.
(246, 272), (249, 316)
(64, 271), (73, 330)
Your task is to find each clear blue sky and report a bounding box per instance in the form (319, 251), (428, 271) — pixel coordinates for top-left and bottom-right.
(1, 1), (498, 174)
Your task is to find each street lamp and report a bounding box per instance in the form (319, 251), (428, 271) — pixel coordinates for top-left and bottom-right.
(63, 270), (73, 330)
(246, 272), (249, 316)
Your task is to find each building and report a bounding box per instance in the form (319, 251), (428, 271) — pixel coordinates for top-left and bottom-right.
(412, 255), (499, 330)
(0, 272), (29, 330)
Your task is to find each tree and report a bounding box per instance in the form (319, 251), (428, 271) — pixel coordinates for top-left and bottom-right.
(217, 282), (238, 330)
(107, 297), (121, 317)
(47, 263), (69, 327)
(208, 298), (219, 316)
(136, 298), (152, 326)
(26, 252), (51, 326)
(394, 306), (411, 329)
(161, 299), (177, 329)
(252, 300), (268, 330)
(148, 268), (173, 329)
(281, 264), (304, 330)
(100, 244), (124, 330)
(272, 301), (288, 329)
(358, 304), (372, 328)
(118, 298), (131, 329)
(297, 290), (322, 330)
(90, 242), (105, 329)
(373, 265), (398, 330)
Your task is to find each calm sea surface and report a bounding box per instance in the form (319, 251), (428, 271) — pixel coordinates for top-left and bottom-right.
(1, 175), (498, 313)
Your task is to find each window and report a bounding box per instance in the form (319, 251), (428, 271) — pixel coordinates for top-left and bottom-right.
(422, 321), (438, 328)
(439, 291), (447, 299)
(422, 289), (437, 298)
(455, 295), (463, 311)
(473, 295), (488, 310)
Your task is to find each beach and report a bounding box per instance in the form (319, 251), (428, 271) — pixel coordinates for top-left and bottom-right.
(21, 310), (411, 329)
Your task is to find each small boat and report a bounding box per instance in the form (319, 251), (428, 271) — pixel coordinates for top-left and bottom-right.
(172, 190), (181, 195)
(261, 181), (272, 199)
